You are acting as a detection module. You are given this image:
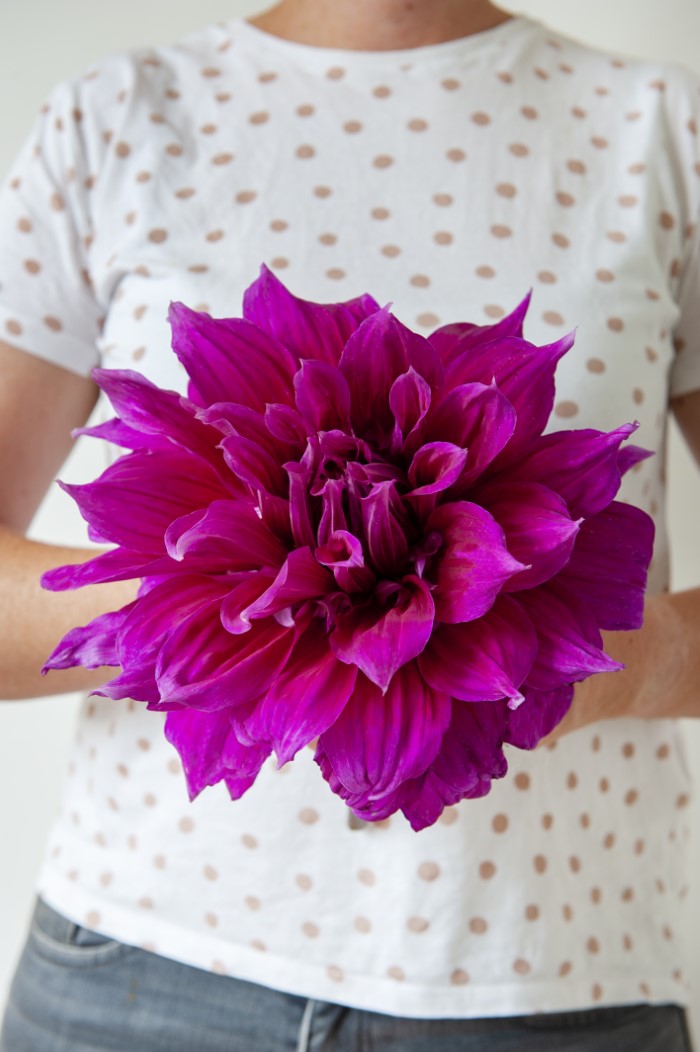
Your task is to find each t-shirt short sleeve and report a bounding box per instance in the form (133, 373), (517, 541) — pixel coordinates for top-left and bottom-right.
(0, 77), (104, 377)
(667, 72), (700, 399)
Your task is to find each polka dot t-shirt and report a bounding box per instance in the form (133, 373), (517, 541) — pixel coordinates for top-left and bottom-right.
(1, 13), (699, 1019)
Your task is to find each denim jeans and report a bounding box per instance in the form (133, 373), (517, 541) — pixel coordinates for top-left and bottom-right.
(0, 897), (695, 1052)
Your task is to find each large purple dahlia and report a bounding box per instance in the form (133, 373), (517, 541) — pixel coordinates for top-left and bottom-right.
(42, 263), (655, 830)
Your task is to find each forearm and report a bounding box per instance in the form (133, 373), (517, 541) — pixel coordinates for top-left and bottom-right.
(0, 523), (137, 700)
(557, 587), (700, 739)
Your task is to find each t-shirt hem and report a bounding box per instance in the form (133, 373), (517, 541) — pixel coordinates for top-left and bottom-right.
(37, 869), (691, 1020)
(0, 302), (99, 378)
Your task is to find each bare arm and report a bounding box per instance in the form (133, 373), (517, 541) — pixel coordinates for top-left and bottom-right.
(0, 339), (136, 700)
(546, 389), (700, 740)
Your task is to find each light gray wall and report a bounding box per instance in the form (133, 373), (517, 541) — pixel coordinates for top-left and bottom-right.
(1, 0), (699, 1040)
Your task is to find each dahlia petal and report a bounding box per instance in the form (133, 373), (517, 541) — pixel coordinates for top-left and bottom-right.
(94, 665), (163, 706)
(317, 478), (348, 546)
(476, 480), (581, 591)
(164, 500), (287, 569)
(220, 434), (287, 496)
(399, 700), (508, 831)
(388, 367), (432, 452)
(92, 368), (221, 464)
(316, 663), (451, 797)
(428, 289), (533, 365)
(330, 575), (434, 692)
(168, 299), (297, 409)
(199, 402), (298, 467)
(503, 684), (574, 749)
(245, 620), (358, 764)
(339, 308), (443, 441)
(419, 382), (516, 488)
(408, 441), (468, 496)
(164, 708), (271, 800)
(313, 747), (406, 823)
(294, 359), (351, 432)
(42, 604), (135, 674)
(61, 449), (232, 553)
(618, 444), (654, 476)
(156, 606), (295, 710)
(41, 547), (172, 591)
(437, 331), (574, 458)
(242, 262), (381, 365)
(238, 547), (333, 623)
(556, 501), (655, 630)
(518, 582), (624, 691)
(286, 462), (318, 548)
(264, 403), (309, 451)
(418, 595), (538, 704)
(360, 480), (409, 576)
(507, 423), (638, 519)
(427, 501), (527, 623)
(315, 530), (364, 568)
(74, 416), (171, 451)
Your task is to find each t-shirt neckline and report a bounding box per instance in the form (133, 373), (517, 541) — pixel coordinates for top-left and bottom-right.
(228, 13), (538, 68)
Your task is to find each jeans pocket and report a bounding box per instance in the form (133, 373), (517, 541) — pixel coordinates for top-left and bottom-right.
(28, 896), (137, 968)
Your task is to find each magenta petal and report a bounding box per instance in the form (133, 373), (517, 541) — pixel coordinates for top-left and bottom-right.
(407, 441), (468, 496)
(164, 500), (287, 570)
(399, 700), (508, 831)
(315, 530), (364, 568)
(419, 382), (517, 488)
(168, 299), (297, 409)
(219, 573), (276, 634)
(428, 289), (533, 364)
(238, 547), (333, 623)
(507, 423), (638, 519)
(556, 501), (655, 630)
(339, 308), (443, 441)
(360, 480), (409, 576)
(388, 367), (432, 452)
(316, 663), (451, 798)
(330, 575), (434, 692)
(41, 547), (163, 591)
(245, 620), (358, 764)
(294, 359), (351, 432)
(156, 606), (295, 710)
(418, 595), (537, 705)
(164, 708), (271, 800)
(220, 434), (287, 496)
(428, 501), (527, 623)
(476, 480), (581, 591)
(42, 604), (135, 674)
(618, 443), (654, 476)
(504, 684), (574, 749)
(242, 262), (381, 365)
(518, 582), (624, 691)
(285, 461), (318, 548)
(74, 416), (172, 452)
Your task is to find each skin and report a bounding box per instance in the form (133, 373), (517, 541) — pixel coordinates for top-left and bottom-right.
(1, 1), (699, 751)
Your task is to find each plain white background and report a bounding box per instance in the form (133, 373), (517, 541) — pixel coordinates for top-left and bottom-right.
(0, 0), (699, 1040)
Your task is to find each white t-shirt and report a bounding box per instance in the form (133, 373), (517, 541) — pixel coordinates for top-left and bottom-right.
(1, 12), (699, 1019)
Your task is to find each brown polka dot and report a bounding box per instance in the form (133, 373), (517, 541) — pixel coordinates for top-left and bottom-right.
(407, 118), (428, 132)
(607, 317), (624, 332)
(410, 274), (430, 288)
(567, 772), (579, 790)
(596, 268), (615, 283)
(295, 144), (315, 160)
(559, 961), (573, 977)
(143, 792), (157, 807)
(544, 310), (565, 326)
(556, 192), (575, 207)
(623, 742), (636, 760)
(525, 904), (540, 921)
(625, 789), (639, 806)
(569, 855), (582, 873)
(656, 743), (670, 760)
(442, 77), (461, 91)
(497, 70), (514, 83)
(371, 206), (390, 220)
(417, 861), (440, 881)
(51, 192), (65, 211)
(372, 85), (392, 98)
(534, 854), (548, 874)
(476, 265), (496, 278)
(115, 141), (131, 158)
(603, 832), (615, 849)
(302, 921), (319, 938)
(623, 933), (634, 951)
(592, 983), (603, 1002)
(628, 162), (647, 175)
(446, 148), (466, 163)
(484, 305), (505, 319)
(621, 886), (634, 903)
(21, 256), (40, 276)
(139, 897), (154, 910)
(416, 311), (440, 327)
(235, 190), (257, 204)
(299, 807), (319, 825)
(509, 142), (529, 157)
(607, 230), (626, 243)
(563, 904), (574, 921)
(203, 864), (218, 881)
(580, 813), (591, 830)
(521, 106), (539, 120)
(541, 813), (554, 831)
(618, 194), (638, 208)
(148, 228), (168, 244)
(297, 104), (315, 117)
(434, 231), (453, 245)
(373, 154), (394, 169)
(343, 120), (362, 133)
(387, 965), (405, 981)
(469, 917), (488, 935)
(326, 267), (345, 280)
(513, 958), (532, 975)
(433, 192), (453, 207)
(472, 112), (491, 126)
(204, 911), (218, 927)
(251, 938), (266, 952)
(439, 807), (459, 826)
(249, 111), (270, 125)
(491, 224), (512, 238)
(676, 793), (690, 809)
(408, 916), (429, 933)
(496, 182), (517, 199)
(354, 916), (371, 933)
(241, 833), (258, 849)
(451, 968), (470, 984)
(85, 910), (101, 928)
(552, 233), (570, 248)
(358, 868), (376, 886)
(591, 887), (602, 904)
(270, 219), (288, 232)
(479, 861), (496, 880)
(326, 66), (345, 80)
(492, 813), (509, 834)
(515, 772), (531, 791)
(17, 216), (32, 233)
(381, 244), (401, 258)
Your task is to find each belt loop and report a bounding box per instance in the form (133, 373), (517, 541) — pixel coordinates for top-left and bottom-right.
(296, 997), (316, 1052)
